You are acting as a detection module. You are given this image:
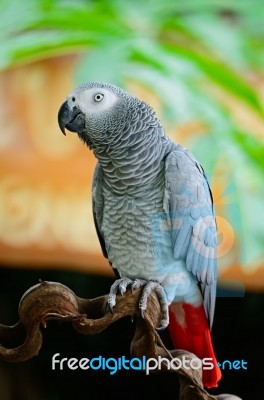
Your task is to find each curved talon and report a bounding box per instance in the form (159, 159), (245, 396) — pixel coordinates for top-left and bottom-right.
(107, 278), (134, 311)
(119, 278), (133, 296)
(107, 295), (116, 312)
(156, 320), (168, 331)
(152, 284), (169, 329)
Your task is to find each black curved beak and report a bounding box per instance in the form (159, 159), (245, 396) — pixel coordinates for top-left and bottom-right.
(58, 101), (85, 135)
(58, 101), (70, 135)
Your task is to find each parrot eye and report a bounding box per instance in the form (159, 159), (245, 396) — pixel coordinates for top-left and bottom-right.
(94, 93), (104, 102)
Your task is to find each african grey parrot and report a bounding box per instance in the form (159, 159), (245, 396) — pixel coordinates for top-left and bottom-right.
(58, 82), (221, 388)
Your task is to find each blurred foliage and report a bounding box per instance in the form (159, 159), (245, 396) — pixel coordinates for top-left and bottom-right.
(1, 0), (264, 270)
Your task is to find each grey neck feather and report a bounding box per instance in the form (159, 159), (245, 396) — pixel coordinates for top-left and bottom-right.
(91, 101), (175, 195)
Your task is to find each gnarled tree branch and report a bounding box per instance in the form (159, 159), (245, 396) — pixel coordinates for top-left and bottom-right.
(0, 281), (241, 400)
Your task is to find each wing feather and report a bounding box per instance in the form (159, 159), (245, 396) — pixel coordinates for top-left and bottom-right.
(92, 162), (107, 258)
(163, 146), (217, 328)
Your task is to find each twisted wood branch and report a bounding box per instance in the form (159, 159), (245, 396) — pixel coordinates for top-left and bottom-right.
(0, 281), (241, 400)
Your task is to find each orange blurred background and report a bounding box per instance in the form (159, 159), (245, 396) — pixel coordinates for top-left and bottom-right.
(1, 56), (263, 291)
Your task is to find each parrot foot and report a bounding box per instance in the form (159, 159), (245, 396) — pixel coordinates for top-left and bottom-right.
(107, 278), (169, 329)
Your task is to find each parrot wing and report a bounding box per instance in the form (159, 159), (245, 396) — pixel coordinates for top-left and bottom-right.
(92, 162), (108, 258)
(163, 146), (217, 328)
(92, 162), (120, 277)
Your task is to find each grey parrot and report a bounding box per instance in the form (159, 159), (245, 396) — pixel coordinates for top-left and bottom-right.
(58, 82), (221, 388)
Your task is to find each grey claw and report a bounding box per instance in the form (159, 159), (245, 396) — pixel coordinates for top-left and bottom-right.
(156, 320), (168, 331)
(107, 296), (116, 313)
(138, 297), (148, 317)
(107, 278), (134, 312)
(119, 285), (126, 296)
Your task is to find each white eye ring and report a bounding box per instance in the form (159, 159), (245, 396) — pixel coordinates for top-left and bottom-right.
(94, 93), (104, 102)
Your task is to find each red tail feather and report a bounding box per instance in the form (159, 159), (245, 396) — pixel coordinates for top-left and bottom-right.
(168, 302), (222, 389)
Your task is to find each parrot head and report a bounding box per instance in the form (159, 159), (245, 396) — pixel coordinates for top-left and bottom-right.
(58, 82), (139, 148)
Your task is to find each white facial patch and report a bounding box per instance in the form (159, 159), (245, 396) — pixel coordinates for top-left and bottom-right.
(73, 88), (118, 114)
